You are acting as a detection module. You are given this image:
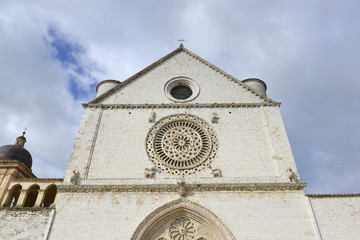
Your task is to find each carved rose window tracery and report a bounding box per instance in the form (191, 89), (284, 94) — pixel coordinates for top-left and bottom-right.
(169, 217), (196, 240)
(153, 217), (210, 240)
(147, 115), (218, 175)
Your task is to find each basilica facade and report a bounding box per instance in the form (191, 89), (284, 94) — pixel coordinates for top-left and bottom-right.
(1, 45), (359, 239)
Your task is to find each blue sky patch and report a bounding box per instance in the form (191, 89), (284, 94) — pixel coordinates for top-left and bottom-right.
(46, 27), (95, 100)
(47, 28), (83, 68)
(68, 75), (87, 100)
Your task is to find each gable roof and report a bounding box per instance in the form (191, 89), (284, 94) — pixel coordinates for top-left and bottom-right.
(89, 45), (278, 104)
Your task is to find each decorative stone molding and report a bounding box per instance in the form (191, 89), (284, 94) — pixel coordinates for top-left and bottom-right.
(58, 183), (307, 193)
(0, 207), (54, 212)
(148, 111), (156, 123)
(144, 167), (156, 178)
(0, 160), (36, 178)
(169, 217), (195, 239)
(131, 198), (235, 240)
(211, 112), (219, 124)
(83, 102), (280, 109)
(287, 168), (300, 183)
(210, 168), (222, 177)
(307, 193), (360, 198)
(146, 114), (218, 175)
(84, 109), (103, 179)
(177, 180), (186, 197)
(164, 77), (200, 102)
(70, 170), (80, 185)
(11, 178), (63, 182)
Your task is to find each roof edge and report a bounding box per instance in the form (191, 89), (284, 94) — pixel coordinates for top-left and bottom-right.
(307, 193), (360, 198)
(89, 45), (184, 104)
(0, 159), (36, 178)
(180, 47), (276, 103)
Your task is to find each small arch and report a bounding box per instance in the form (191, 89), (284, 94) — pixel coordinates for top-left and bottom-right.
(41, 184), (57, 207)
(132, 199), (234, 240)
(23, 184), (40, 207)
(4, 184), (22, 208)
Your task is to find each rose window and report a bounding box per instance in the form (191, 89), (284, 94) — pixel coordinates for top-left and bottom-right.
(161, 124), (204, 162)
(147, 114), (218, 175)
(169, 217), (195, 240)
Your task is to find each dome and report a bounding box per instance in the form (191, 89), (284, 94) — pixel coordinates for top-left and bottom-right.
(0, 144), (32, 169)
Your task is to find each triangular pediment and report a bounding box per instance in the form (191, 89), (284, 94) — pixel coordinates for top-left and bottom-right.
(90, 45), (277, 105)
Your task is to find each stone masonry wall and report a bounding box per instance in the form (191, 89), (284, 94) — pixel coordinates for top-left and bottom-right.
(309, 196), (360, 240)
(49, 190), (318, 239)
(65, 106), (297, 184)
(0, 208), (53, 240)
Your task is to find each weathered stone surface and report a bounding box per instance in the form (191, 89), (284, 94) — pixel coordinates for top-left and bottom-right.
(309, 196), (360, 239)
(0, 209), (53, 240)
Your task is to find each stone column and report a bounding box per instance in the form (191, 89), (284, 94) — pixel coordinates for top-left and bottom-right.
(0, 172), (7, 202)
(0, 189), (9, 206)
(16, 189), (28, 207)
(0, 169), (15, 204)
(34, 189), (45, 207)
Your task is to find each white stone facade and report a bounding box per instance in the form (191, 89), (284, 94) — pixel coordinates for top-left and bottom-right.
(51, 46), (360, 239)
(1, 45), (359, 239)
(308, 195), (360, 239)
(64, 106), (295, 184)
(64, 49), (297, 185)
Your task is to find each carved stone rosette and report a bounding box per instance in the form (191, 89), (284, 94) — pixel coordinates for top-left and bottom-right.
(169, 217), (196, 240)
(146, 114), (218, 175)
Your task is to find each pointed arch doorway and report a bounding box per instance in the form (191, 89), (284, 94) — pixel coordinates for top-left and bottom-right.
(132, 199), (234, 240)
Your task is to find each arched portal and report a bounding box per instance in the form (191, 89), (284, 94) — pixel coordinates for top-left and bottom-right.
(132, 199), (234, 240)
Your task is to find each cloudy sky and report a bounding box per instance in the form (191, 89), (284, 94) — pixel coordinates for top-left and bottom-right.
(0, 0), (359, 194)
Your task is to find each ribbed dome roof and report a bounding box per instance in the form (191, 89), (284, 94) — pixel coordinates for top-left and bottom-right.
(0, 144), (33, 169)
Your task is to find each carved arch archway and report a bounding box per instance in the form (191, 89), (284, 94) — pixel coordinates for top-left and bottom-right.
(3, 184), (22, 207)
(23, 184), (40, 207)
(41, 184), (57, 207)
(131, 199), (234, 240)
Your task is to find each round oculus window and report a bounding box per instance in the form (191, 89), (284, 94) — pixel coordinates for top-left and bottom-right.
(146, 114), (218, 175)
(170, 85), (193, 100)
(164, 77), (200, 102)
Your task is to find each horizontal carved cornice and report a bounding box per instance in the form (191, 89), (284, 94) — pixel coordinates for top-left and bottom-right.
(0, 160), (36, 178)
(82, 102), (280, 109)
(58, 182), (306, 193)
(11, 178), (63, 182)
(307, 193), (360, 198)
(0, 207), (54, 212)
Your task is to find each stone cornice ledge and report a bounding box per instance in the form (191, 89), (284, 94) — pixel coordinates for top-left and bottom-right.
(307, 193), (360, 198)
(12, 178), (63, 181)
(82, 102), (280, 109)
(58, 182), (306, 193)
(0, 207), (54, 212)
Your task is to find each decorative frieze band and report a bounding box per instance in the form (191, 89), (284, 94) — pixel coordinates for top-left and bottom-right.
(82, 102), (280, 109)
(58, 182), (306, 193)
